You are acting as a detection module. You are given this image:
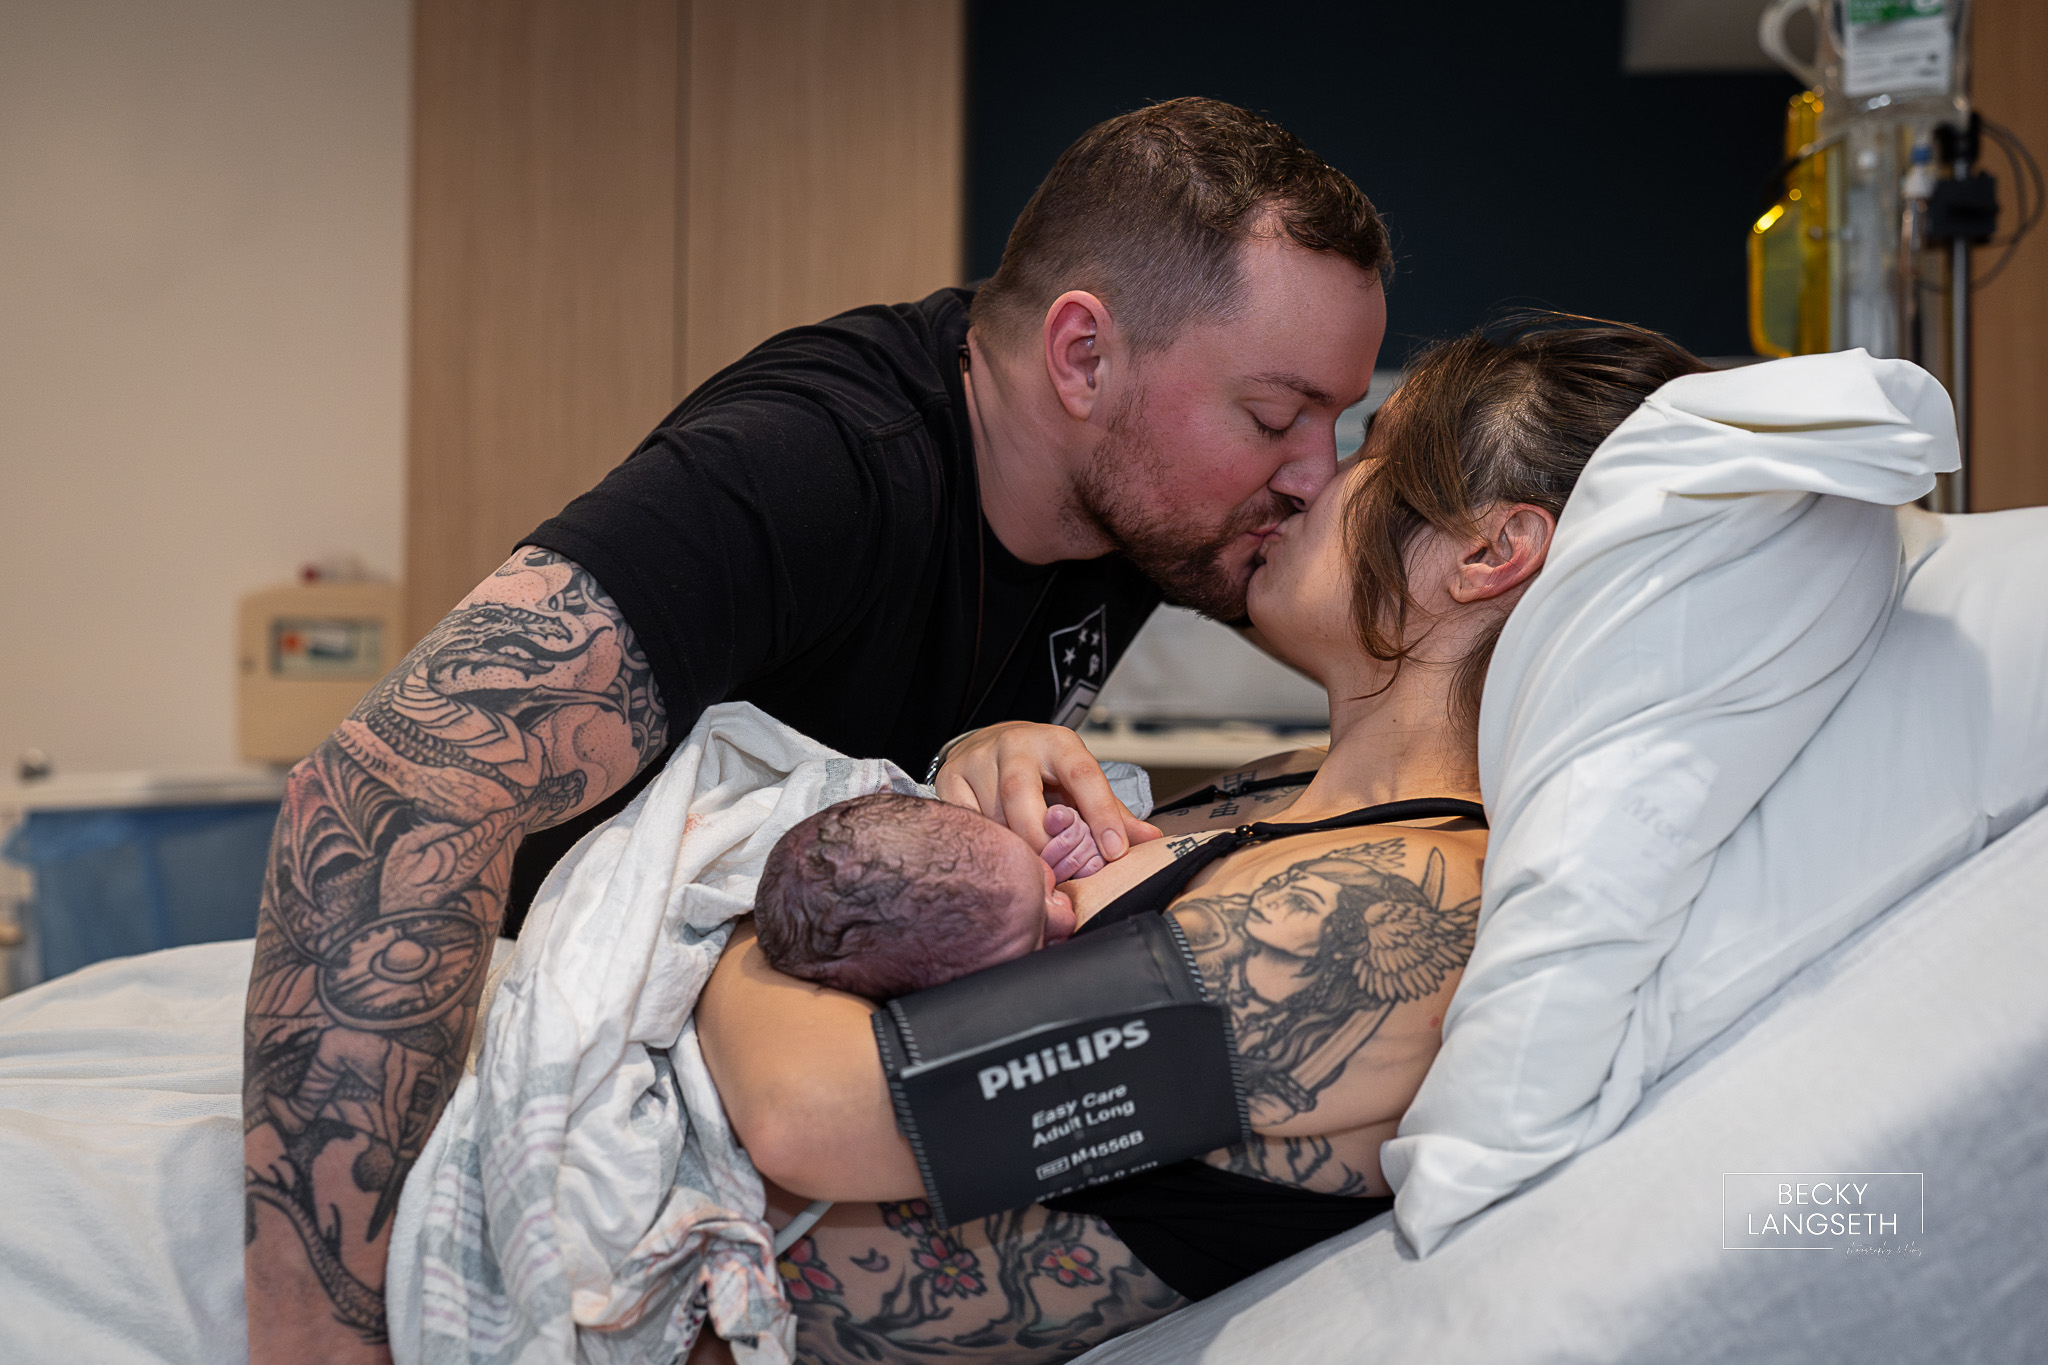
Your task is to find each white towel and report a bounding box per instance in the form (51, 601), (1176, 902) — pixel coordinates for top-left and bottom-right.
(386, 702), (919, 1365)
(386, 700), (1155, 1363)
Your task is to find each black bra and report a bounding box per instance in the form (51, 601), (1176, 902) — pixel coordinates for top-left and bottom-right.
(1076, 796), (1488, 936)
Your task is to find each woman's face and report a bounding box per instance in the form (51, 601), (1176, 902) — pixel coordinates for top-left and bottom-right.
(1245, 417), (1386, 682)
(1249, 400), (1483, 682)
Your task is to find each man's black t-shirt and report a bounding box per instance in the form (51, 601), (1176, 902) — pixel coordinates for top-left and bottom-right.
(509, 287), (1161, 922)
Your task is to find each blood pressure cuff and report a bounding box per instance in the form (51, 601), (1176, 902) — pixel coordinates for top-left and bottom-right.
(871, 912), (1250, 1228)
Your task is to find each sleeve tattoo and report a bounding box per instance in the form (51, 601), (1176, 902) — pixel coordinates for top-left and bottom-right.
(782, 1200), (1183, 1364)
(1170, 837), (1480, 1129)
(1219, 1133), (1381, 1195)
(241, 548), (667, 1343)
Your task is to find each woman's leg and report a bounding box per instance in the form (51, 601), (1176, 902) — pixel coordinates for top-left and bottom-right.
(777, 1198), (1185, 1365)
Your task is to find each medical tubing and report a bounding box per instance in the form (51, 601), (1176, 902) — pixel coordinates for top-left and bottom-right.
(1967, 117), (2042, 290)
(771, 1201), (834, 1256)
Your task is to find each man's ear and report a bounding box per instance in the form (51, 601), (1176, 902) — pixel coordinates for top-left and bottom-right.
(1448, 504), (1555, 604)
(1042, 292), (1116, 422)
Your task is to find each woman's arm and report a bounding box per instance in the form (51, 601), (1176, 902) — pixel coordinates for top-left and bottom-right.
(700, 812), (1481, 1202)
(695, 924), (925, 1201)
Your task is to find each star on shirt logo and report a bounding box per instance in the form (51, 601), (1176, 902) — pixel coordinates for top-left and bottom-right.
(1048, 605), (1108, 728)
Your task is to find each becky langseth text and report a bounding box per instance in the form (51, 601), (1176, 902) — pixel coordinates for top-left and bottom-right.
(1747, 1180), (1899, 1238)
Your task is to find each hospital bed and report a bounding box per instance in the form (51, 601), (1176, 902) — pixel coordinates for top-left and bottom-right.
(2, 792), (2041, 1363)
(3, 358), (2045, 1363)
(1080, 801), (2048, 1363)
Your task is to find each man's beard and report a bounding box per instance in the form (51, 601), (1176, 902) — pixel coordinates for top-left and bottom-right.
(1070, 396), (1293, 623)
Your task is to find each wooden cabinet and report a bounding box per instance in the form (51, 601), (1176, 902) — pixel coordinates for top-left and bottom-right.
(405, 0), (963, 642)
(1971, 0), (2048, 511)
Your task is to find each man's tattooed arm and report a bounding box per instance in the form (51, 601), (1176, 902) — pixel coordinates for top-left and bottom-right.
(1169, 836), (1481, 1134)
(241, 548), (669, 1362)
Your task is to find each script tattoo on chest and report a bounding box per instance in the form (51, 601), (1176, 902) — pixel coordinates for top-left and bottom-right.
(1169, 836), (1480, 1130)
(241, 548), (666, 1343)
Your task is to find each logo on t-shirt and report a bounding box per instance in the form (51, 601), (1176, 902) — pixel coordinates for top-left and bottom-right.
(1049, 605), (1107, 728)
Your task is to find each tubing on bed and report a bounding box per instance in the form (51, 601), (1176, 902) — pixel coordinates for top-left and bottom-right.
(872, 912), (1250, 1228)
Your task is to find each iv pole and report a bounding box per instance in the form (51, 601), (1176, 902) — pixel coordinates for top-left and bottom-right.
(1941, 121), (1975, 515)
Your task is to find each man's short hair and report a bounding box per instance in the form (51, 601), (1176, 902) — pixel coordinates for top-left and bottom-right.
(753, 792), (1019, 999)
(971, 96), (1392, 357)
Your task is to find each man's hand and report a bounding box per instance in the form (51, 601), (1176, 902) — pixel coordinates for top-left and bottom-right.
(241, 548), (666, 1362)
(935, 721), (1161, 863)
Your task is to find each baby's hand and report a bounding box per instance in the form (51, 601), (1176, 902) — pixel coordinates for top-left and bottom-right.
(1041, 804), (1107, 882)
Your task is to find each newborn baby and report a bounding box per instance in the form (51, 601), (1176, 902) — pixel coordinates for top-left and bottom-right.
(753, 792), (1099, 998)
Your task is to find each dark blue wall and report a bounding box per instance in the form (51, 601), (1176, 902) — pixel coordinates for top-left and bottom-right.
(967, 0), (1800, 360)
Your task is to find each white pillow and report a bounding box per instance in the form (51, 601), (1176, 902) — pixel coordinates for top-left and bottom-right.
(1650, 503), (2048, 1069)
(1381, 350), (1961, 1255)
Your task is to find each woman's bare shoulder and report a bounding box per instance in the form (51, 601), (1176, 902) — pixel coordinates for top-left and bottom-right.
(1166, 820), (1486, 1141)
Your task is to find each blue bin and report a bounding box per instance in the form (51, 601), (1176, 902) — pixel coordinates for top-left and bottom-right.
(1, 802), (281, 980)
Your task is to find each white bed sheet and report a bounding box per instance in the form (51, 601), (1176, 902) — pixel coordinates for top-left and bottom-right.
(1077, 802), (2048, 1364)
(0, 938), (251, 1364)
(0, 936), (515, 1365)
(5, 811), (2043, 1364)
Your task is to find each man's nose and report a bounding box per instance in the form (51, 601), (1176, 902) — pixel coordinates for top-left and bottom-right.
(1269, 425), (1341, 510)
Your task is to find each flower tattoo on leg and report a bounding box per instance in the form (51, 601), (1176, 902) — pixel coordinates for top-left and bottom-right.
(777, 1204), (1184, 1363)
(1038, 1242), (1103, 1287)
(913, 1234), (986, 1297)
(880, 1199), (933, 1237)
(777, 1236), (844, 1303)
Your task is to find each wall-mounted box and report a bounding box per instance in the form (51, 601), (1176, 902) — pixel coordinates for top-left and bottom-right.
(237, 582), (403, 764)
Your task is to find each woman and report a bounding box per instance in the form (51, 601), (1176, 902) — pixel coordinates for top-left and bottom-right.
(694, 317), (1708, 1364)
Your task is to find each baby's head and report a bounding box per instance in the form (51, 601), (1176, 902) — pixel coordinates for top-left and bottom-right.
(754, 792), (1078, 998)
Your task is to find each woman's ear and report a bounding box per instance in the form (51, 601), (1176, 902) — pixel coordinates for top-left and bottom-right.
(1448, 504), (1555, 604)
(1042, 292), (1117, 421)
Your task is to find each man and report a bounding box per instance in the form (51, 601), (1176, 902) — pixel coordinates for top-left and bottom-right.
(242, 96), (1388, 1360)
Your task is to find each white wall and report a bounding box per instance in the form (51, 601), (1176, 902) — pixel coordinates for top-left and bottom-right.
(0, 0), (409, 776)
